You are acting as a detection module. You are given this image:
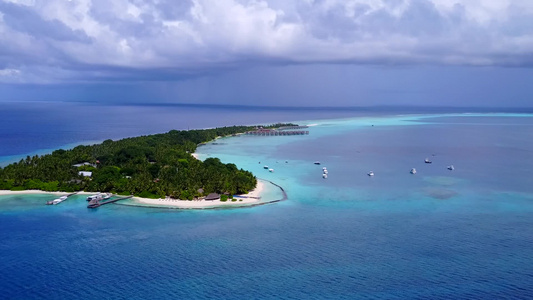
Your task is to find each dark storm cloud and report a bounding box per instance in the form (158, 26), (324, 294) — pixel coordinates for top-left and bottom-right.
(0, 2), (90, 43)
(0, 0), (532, 107)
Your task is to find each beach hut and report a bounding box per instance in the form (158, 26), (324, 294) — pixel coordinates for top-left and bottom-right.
(205, 193), (220, 201)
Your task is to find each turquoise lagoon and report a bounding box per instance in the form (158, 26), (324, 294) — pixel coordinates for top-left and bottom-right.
(1, 112), (532, 299)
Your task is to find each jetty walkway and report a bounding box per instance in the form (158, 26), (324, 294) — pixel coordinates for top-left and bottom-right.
(87, 195), (133, 208)
(277, 125), (309, 131)
(45, 192), (78, 205)
(246, 129), (309, 136)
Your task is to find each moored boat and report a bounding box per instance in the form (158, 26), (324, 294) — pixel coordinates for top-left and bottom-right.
(54, 196), (68, 205)
(46, 195), (68, 205)
(367, 171), (374, 176)
(263, 165), (269, 169)
(314, 161), (321, 165)
(87, 198), (100, 208)
(424, 158), (432, 164)
(447, 165), (455, 171)
(410, 168), (417, 174)
(87, 193), (102, 201)
(87, 193), (112, 201)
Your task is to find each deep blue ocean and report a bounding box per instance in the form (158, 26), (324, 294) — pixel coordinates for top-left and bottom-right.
(1, 102), (532, 299)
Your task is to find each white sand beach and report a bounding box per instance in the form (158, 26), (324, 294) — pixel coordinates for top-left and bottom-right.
(131, 179), (267, 209)
(0, 190), (65, 196)
(0, 190), (111, 197)
(0, 180), (280, 210)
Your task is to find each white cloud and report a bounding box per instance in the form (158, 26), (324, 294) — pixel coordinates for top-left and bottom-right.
(0, 0), (532, 84)
(0, 68), (20, 76)
(0, 68), (20, 83)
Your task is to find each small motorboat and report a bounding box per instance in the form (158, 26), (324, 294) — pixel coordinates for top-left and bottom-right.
(410, 168), (417, 174)
(322, 173), (327, 179)
(367, 171), (374, 177)
(269, 168), (274, 172)
(48, 195), (68, 205)
(263, 165), (269, 169)
(323, 169), (328, 174)
(314, 161), (321, 165)
(46, 195), (67, 205)
(424, 158), (432, 164)
(447, 165), (455, 171)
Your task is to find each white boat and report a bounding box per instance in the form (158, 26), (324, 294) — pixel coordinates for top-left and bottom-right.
(263, 165), (269, 169)
(87, 193), (103, 201)
(52, 195), (68, 205)
(87, 194), (102, 201)
(367, 171), (374, 177)
(87, 193), (112, 202)
(322, 173), (327, 179)
(322, 167), (327, 170)
(323, 170), (328, 174)
(269, 168), (274, 172)
(447, 165), (455, 171)
(424, 158), (432, 164)
(410, 168), (417, 174)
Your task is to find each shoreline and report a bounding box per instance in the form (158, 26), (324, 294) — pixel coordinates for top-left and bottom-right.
(0, 179), (286, 210)
(127, 179), (268, 209)
(0, 190), (109, 196)
(0, 190), (65, 196)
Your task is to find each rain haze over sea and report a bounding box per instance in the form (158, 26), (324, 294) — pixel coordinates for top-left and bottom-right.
(1, 103), (532, 299)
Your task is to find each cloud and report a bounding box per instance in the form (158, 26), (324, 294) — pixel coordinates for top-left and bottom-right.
(0, 0), (533, 84)
(0, 68), (20, 76)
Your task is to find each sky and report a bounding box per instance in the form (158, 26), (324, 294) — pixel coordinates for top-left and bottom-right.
(0, 0), (532, 107)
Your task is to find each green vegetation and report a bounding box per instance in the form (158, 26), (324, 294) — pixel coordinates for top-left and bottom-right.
(0, 123), (297, 198)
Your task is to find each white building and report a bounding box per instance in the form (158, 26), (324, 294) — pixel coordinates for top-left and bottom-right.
(78, 171), (92, 177)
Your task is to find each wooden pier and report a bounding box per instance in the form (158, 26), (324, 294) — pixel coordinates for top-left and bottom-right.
(45, 192), (78, 205)
(246, 130), (309, 136)
(277, 125), (309, 131)
(87, 195), (133, 208)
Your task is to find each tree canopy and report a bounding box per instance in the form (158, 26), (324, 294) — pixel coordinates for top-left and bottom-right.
(0, 123), (296, 198)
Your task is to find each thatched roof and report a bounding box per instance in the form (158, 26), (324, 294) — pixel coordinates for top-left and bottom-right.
(205, 193), (220, 201)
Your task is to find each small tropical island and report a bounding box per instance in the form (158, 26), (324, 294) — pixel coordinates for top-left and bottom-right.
(0, 123), (296, 205)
